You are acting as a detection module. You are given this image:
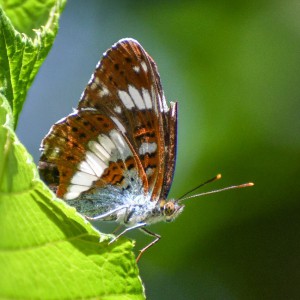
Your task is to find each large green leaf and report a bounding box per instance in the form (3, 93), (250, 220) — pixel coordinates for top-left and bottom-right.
(0, 94), (144, 299)
(0, 96), (143, 299)
(0, 2), (145, 299)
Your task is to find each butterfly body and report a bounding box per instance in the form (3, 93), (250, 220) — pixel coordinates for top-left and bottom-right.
(66, 182), (183, 227)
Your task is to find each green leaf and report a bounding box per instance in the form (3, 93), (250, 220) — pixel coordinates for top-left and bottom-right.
(0, 0), (65, 128)
(0, 2), (145, 299)
(0, 94), (145, 300)
(0, 0), (59, 38)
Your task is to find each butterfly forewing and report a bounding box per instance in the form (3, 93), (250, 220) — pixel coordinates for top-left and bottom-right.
(39, 38), (177, 216)
(77, 38), (175, 199)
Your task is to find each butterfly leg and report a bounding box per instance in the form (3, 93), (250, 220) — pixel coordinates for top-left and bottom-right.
(108, 222), (147, 245)
(136, 228), (161, 262)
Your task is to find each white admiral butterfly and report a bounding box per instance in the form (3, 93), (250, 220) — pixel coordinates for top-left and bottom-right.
(39, 38), (253, 261)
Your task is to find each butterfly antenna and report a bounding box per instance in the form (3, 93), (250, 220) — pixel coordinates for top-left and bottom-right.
(178, 178), (254, 202)
(177, 174), (222, 200)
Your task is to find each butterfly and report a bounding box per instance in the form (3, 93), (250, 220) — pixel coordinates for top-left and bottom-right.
(39, 38), (183, 261)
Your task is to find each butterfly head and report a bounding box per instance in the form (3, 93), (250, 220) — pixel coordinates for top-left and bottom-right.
(159, 200), (184, 222)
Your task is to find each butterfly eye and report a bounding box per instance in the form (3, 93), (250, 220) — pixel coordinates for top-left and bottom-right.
(164, 202), (175, 216)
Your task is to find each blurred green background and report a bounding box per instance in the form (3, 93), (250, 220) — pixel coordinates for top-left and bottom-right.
(17, 1), (300, 299)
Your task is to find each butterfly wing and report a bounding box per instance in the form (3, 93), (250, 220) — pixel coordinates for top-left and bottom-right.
(78, 38), (177, 200)
(39, 39), (177, 217)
